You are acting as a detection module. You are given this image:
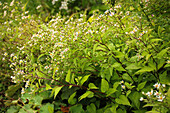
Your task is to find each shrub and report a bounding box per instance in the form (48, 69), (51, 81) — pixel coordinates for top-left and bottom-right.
(0, 0), (170, 113)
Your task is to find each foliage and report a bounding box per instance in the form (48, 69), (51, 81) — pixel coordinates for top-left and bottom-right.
(0, 0), (170, 113)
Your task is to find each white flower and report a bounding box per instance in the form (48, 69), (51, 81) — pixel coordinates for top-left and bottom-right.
(10, 0), (15, 6)
(154, 91), (160, 97)
(36, 5), (41, 9)
(120, 80), (124, 84)
(157, 95), (165, 102)
(153, 83), (161, 89)
(146, 89), (153, 96)
(121, 85), (125, 89)
(44, 66), (49, 69)
(4, 52), (8, 56)
(162, 84), (166, 88)
(140, 97), (144, 101)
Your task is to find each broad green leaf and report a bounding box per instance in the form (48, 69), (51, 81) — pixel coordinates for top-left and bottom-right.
(48, 106), (54, 113)
(112, 62), (126, 71)
(33, 95), (43, 106)
(40, 103), (54, 113)
(5, 84), (22, 97)
(80, 74), (90, 86)
(93, 43), (99, 54)
(157, 49), (167, 58)
(137, 81), (147, 91)
(79, 91), (94, 101)
(101, 79), (109, 93)
(135, 66), (154, 74)
(66, 69), (71, 82)
(143, 104), (159, 107)
(46, 84), (52, 90)
(7, 106), (20, 113)
(69, 104), (84, 113)
(126, 90), (131, 97)
(87, 103), (96, 113)
(88, 83), (98, 89)
(115, 95), (131, 106)
(68, 92), (77, 105)
(36, 70), (46, 78)
(125, 82), (132, 89)
(106, 88), (117, 97)
(53, 86), (63, 99)
(129, 92), (140, 109)
(126, 64), (141, 70)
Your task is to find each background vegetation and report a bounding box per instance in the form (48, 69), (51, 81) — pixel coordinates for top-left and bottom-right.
(0, 0), (170, 113)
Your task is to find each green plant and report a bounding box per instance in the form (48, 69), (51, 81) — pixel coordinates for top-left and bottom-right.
(0, 0), (170, 113)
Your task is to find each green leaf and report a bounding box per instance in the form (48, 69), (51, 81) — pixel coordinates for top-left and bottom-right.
(33, 95), (43, 106)
(157, 49), (167, 58)
(106, 88), (117, 97)
(66, 69), (71, 82)
(143, 104), (159, 107)
(68, 92), (77, 105)
(137, 81), (147, 91)
(112, 62), (126, 71)
(87, 103), (96, 113)
(145, 111), (160, 113)
(46, 84), (52, 90)
(135, 66), (154, 74)
(115, 95), (131, 106)
(101, 79), (109, 93)
(126, 90), (131, 97)
(80, 74), (90, 86)
(5, 84), (22, 97)
(93, 43), (99, 54)
(69, 104), (84, 113)
(125, 82), (132, 89)
(129, 92), (140, 109)
(126, 64), (141, 70)
(7, 106), (20, 113)
(36, 70), (46, 78)
(53, 86), (63, 99)
(88, 83), (98, 89)
(79, 91), (94, 101)
(40, 103), (54, 113)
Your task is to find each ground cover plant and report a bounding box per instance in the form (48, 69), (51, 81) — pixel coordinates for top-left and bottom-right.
(0, 0), (170, 113)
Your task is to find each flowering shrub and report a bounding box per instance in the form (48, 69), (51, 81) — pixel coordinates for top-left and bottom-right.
(0, 0), (170, 113)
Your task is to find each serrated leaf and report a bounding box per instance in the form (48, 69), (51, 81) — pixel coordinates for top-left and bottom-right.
(115, 95), (131, 106)
(79, 91), (94, 101)
(101, 79), (109, 93)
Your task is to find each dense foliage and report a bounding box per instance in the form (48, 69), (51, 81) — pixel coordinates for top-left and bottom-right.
(0, 0), (170, 113)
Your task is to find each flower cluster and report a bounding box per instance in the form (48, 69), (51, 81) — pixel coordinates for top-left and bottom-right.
(140, 83), (166, 102)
